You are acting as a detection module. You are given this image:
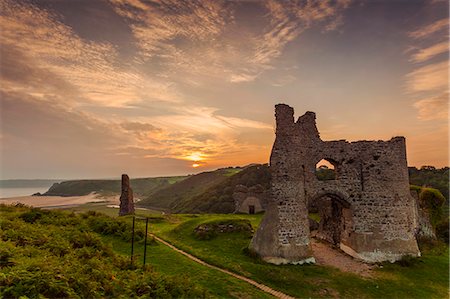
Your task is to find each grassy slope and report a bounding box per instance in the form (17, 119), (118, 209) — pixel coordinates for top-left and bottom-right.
(172, 164), (270, 214)
(138, 168), (242, 211)
(0, 205), (272, 298)
(61, 203), (449, 298)
(44, 176), (186, 197)
(148, 214), (449, 299)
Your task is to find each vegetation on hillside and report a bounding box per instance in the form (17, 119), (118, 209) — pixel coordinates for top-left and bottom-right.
(1, 205), (274, 299)
(409, 166), (449, 200)
(171, 164), (270, 213)
(411, 185), (448, 243)
(43, 176), (186, 197)
(39, 165), (449, 215)
(0, 205), (205, 298)
(139, 167), (243, 211)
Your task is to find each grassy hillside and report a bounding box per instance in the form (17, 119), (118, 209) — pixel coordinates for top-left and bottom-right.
(0, 205), (273, 298)
(138, 167), (243, 211)
(171, 164), (270, 213)
(43, 176), (186, 197)
(409, 166), (449, 200)
(148, 213), (449, 299)
(70, 204), (447, 299)
(0, 205), (204, 298)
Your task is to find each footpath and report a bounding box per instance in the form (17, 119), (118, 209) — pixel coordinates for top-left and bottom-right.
(150, 234), (296, 299)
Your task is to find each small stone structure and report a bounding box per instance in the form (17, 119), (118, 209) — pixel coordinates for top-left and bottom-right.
(119, 174), (134, 216)
(250, 104), (420, 264)
(233, 184), (266, 214)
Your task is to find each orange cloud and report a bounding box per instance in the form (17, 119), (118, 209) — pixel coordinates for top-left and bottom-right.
(410, 41), (449, 63)
(413, 92), (449, 121)
(408, 18), (449, 39)
(405, 61), (448, 93)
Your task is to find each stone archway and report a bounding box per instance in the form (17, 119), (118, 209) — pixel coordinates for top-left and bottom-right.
(309, 192), (352, 247)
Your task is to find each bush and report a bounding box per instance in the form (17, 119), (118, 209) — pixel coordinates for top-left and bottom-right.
(0, 206), (207, 298)
(417, 187), (446, 227)
(396, 255), (422, 267)
(436, 218), (449, 244)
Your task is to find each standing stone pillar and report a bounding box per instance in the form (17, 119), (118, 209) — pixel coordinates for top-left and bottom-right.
(119, 174), (134, 216)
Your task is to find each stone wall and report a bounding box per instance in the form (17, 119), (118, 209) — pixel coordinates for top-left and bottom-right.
(250, 104), (420, 264)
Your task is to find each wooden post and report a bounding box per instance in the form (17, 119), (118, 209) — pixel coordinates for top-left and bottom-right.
(131, 216), (135, 264)
(143, 217), (149, 266)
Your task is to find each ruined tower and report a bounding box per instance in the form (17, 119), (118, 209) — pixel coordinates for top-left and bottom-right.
(250, 104), (420, 263)
(119, 174), (135, 216)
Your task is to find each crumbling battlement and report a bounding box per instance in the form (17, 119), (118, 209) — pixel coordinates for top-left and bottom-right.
(250, 104), (420, 264)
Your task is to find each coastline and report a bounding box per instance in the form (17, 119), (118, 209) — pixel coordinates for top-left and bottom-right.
(0, 193), (119, 209)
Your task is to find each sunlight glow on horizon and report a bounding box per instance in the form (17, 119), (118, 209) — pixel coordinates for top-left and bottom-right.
(0, 0), (447, 179)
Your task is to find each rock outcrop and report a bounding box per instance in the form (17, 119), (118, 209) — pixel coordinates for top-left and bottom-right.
(119, 174), (134, 216)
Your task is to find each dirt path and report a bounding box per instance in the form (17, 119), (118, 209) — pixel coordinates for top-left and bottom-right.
(311, 238), (374, 277)
(150, 234), (295, 299)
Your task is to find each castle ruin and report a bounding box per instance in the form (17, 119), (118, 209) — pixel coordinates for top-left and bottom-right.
(250, 104), (420, 264)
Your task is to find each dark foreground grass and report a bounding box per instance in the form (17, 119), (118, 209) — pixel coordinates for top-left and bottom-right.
(0, 205), (273, 298)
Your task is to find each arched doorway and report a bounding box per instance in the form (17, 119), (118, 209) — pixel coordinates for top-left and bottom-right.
(309, 193), (352, 247)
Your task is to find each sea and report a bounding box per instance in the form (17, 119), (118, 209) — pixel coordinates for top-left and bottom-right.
(0, 180), (61, 198)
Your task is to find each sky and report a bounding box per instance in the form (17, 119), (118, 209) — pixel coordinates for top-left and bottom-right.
(0, 0), (448, 179)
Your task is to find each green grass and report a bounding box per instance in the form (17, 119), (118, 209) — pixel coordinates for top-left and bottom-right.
(64, 203), (449, 298)
(0, 205), (206, 298)
(223, 168), (243, 177)
(101, 235), (272, 298)
(146, 214), (449, 299)
(0, 205), (273, 298)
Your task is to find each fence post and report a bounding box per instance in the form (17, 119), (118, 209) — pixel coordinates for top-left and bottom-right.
(131, 215), (135, 264)
(143, 217), (149, 266)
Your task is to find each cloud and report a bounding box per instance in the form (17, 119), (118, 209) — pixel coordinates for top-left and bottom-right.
(121, 122), (161, 133)
(413, 92), (449, 121)
(0, 0), (179, 107)
(109, 0), (352, 84)
(405, 61), (448, 93)
(0, 0), (353, 177)
(406, 16), (449, 124)
(410, 42), (448, 63)
(408, 18), (449, 39)
(0, 90), (125, 147)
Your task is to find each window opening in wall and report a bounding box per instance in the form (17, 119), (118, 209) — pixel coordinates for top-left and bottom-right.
(315, 159), (336, 180)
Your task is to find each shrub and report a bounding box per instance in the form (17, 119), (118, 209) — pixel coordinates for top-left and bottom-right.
(418, 187), (446, 227)
(19, 209), (45, 223)
(435, 218), (449, 244)
(396, 255), (422, 267)
(0, 206), (207, 298)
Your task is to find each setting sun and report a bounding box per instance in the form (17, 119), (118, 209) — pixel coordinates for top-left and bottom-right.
(186, 152), (203, 162)
(192, 163), (200, 168)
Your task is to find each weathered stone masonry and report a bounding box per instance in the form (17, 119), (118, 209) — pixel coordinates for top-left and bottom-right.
(250, 104), (420, 264)
(119, 174), (134, 216)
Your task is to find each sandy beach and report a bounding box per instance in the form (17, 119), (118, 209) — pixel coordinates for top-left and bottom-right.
(0, 193), (119, 209)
